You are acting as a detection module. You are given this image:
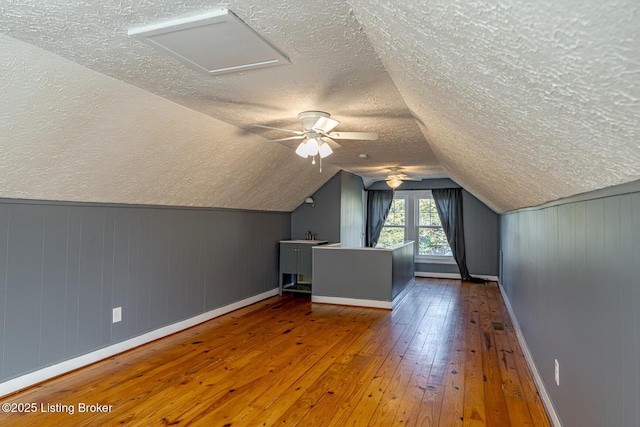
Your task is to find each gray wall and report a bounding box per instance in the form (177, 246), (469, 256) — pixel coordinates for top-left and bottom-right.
(313, 248), (393, 301)
(340, 172), (365, 247)
(367, 177), (458, 191)
(291, 171), (364, 246)
(371, 178), (499, 276)
(313, 242), (414, 302)
(500, 181), (640, 427)
(0, 199), (290, 383)
(390, 242), (415, 299)
(461, 190), (500, 276)
(291, 172), (341, 242)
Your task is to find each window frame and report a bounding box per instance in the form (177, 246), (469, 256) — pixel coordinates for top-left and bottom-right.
(378, 190), (455, 264)
(377, 194), (408, 247)
(413, 191), (455, 263)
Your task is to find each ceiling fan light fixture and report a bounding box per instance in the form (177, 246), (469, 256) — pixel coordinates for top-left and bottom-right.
(306, 137), (319, 156)
(256, 110), (377, 172)
(318, 142), (333, 158)
(386, 177), (403, 189)
(295, 142), (309, 158)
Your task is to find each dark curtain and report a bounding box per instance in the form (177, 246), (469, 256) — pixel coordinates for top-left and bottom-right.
(365, 190), (395, 247)
(432, 188), (485, 282)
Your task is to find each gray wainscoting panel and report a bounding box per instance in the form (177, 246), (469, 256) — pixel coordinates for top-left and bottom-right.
(312, 242), (414, 302)
(0, 199), (289, 383)
(0, 205), (8, 375)
(340, 172), (365, 247)
(313, 247), (392, 301)
(111, 208), (133, 343)
(391, 242), (415, 299)
(100, 208), (116, 348)
(501, 189), (640, 427)
(64, 206), (82, 357)
(415, 262), (458, 274)
(41, 206), (70, 367)
(463, 190), (499, 276)
(77, 206), (106, 353)
(4, 204), (45, 378)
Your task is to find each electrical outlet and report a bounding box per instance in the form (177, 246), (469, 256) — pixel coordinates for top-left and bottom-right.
(554, 359), (559, 386)
(112, 307), (122, 323)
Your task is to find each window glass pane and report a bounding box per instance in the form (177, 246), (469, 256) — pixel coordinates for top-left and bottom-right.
(377, 227), (405, 248)
(418, 198), (441, 226)
(385, 199), (406, 226)
(418, 227), (452, 256)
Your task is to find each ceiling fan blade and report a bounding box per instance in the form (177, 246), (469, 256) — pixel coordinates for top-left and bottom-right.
(321, 137), (341, 149)
(392, 172), (420, 181)
(313, 116), (340, 133)
(271, 136), (305, 142)
(327, 131), (378, 140)
(254, 124), (303, 135)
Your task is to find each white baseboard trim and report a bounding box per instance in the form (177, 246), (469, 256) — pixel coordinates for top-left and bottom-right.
(497, 282), (563, 427)
(311, 295), (392, 310)
(0, 288), (279, 397)
(415, 272), (500, 282)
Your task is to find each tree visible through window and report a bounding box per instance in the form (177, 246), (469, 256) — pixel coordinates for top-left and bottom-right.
(377, 197), (406, 248)
(376, 191), (452, 259)
(418, 197), (452, 256)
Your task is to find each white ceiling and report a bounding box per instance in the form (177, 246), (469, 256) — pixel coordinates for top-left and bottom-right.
(0, 0), (638, 213)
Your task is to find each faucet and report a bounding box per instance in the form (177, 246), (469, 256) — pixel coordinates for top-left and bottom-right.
(306, 230), (313, 240)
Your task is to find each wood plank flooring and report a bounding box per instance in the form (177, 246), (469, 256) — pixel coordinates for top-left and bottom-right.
(0, 279), (551, 426)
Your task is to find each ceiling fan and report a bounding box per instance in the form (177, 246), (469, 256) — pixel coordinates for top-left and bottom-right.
(256, 111), (378, 170)
(386, 167), (421, 189)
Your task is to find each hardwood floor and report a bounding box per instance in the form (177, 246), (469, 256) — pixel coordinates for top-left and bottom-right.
(0, 279), (551, 426)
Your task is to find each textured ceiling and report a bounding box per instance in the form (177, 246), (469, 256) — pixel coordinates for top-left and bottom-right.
(348, 0), (640, 211)
(0, 0), (638, 212)
(0, 36), (339, 212)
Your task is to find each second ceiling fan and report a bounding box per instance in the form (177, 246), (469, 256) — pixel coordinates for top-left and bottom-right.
(257, 111), (378, 169)
(385, 167), (421, 188)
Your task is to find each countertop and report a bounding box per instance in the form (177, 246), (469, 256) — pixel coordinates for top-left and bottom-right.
(280, 240), (328, 244)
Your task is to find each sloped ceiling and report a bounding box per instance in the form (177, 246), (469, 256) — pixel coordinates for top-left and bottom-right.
(0, 36), (339, 212)
(0, 0), (638, 213)
(348, 0), (640, 211)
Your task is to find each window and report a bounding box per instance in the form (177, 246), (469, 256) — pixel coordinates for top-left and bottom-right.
(417, 197), (452, 256)
(377, 191), (453, 262)
(377, 197), (406, 247)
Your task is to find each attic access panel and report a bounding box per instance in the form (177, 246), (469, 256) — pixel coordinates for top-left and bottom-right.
(128, 9), (290, 75)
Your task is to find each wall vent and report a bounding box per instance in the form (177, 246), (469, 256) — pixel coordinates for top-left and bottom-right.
(128, 9), (290, 75)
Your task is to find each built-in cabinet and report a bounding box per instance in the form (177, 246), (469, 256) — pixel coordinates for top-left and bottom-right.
(312, 241), (415, 308)
(279, 240), (327, 294)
